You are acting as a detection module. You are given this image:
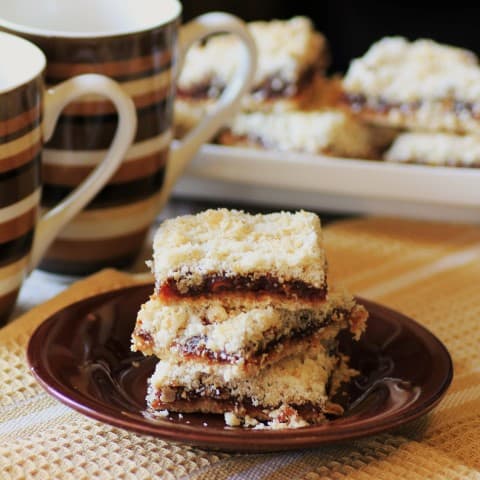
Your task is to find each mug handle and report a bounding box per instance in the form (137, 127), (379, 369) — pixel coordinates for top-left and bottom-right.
(28, 74), (137, 271)
(158, 12), (257, 208)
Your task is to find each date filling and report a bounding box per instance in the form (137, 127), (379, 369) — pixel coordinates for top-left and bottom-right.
(344, 92), (480, 118)
(172, 312), (342, 365)
(158, 272), (327, 301)
(178, 67), (316, 101)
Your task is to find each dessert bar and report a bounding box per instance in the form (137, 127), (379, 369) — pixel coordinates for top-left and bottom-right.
(342, 37), (480, 134)
(146, 341), (355, 428)
(132, 289), (366, 380)
(175, 17), (328, 134)
(218, 109), (392, 158)
(150, 209), (328, 304)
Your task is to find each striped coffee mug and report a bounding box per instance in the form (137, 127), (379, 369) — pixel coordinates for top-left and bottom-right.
(0, 0), (257, 274)
(0, 32), (137, 323)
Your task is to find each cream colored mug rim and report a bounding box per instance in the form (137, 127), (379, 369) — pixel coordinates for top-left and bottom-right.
(0, 32), (45, 94)
(0, 0), (181, 39)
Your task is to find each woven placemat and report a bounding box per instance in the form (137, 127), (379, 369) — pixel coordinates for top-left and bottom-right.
(1, 217), (479, 479)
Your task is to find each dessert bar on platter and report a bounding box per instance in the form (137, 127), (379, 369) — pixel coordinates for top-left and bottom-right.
(342, 36), (480, 135)
(175, 17), (328, 134)
(218, 109), (393, 159)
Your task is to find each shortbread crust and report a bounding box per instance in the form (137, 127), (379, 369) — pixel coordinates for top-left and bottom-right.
(384, 132), (480, 167)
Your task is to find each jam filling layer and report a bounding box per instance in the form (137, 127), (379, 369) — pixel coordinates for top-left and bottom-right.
(344, 92), (480, 118)
(150, 394), (333, 421)
(178, 67), (316, 101)
(150, 369), (343, 420)
(173, 310), (343, 365)
(158, 273), (327, 301)
(150, 389), (336, 419)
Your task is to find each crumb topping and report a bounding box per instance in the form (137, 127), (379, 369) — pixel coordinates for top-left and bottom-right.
(152, 209), (327, 290)
(343, 36), (480, 103)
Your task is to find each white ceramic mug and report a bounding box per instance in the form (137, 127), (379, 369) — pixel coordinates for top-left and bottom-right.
(0, 31), (137, 322)
(0, 0), (257, 274)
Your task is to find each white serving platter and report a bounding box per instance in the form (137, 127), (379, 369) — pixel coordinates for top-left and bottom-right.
(173, 143), (480, 223)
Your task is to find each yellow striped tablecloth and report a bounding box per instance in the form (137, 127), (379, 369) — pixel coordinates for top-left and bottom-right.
(1, 217), (479, 479)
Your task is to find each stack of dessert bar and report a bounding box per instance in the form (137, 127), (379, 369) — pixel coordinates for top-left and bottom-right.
(342, 36), (480, 167)
(132, 209), (367, 428)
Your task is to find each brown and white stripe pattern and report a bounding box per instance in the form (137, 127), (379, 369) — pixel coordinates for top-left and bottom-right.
(0, 76), (43, 322)
(19, 21), (179, 274)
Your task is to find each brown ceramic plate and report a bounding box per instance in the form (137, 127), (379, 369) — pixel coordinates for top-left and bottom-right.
(27, 284), (453, 453)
